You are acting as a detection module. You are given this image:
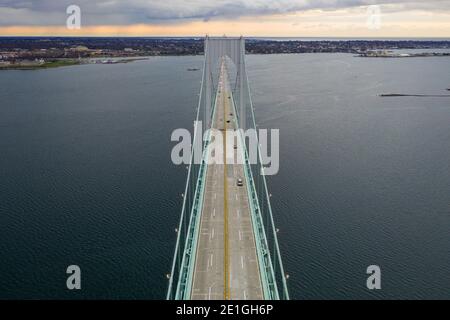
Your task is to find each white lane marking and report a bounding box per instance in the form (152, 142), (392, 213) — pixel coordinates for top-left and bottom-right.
(235, 194), (238, 201)
(214, 193), (217, 199)
(241, 256), (244, 269)
(208, 287), (212, 300)
(243, 290), (247, 300)
(210, 254), (213, 267)
(239, 230), (242, 241)
(237, 209), (240, 218)
(213, 208), (216, 217)
(211, 228), (215, 239)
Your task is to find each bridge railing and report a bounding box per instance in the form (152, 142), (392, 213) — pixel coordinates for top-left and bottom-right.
(166, 98), (201, 300)
(229, 65), (290, 300)
(167, 55), (212, 300)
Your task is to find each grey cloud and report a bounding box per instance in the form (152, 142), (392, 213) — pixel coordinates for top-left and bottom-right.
(0, 0), (449, 25)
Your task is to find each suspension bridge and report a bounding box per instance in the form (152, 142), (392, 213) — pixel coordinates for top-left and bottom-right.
(167, 36), (289, 300)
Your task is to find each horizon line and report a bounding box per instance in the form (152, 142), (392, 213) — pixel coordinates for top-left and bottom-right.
(1, 35), (450, 39)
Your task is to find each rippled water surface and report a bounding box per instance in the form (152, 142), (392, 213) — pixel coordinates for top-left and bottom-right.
(0, 54), (449, 299)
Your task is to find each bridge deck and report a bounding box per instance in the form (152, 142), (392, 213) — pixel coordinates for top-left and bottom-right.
(190, 63), (263, 300)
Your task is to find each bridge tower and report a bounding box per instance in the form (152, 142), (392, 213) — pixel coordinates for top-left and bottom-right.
(204, 36), (246, 130)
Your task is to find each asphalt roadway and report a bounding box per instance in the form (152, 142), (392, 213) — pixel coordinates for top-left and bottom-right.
(190, 62), (263, 300)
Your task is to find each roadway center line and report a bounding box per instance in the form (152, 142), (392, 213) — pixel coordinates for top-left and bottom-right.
(241, 256), (244, 269)
(222, 64), (230, 300)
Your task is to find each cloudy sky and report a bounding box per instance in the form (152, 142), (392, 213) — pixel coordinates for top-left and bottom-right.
(0, 0), (449, 36)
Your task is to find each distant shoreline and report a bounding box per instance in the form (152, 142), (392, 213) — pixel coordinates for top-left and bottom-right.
(359, 52), (450, 58)
(1, 37), (449, 71)
(2, 51), (450, 70)
(0, 57), (148, 70)
(1, 37), (449, 60)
